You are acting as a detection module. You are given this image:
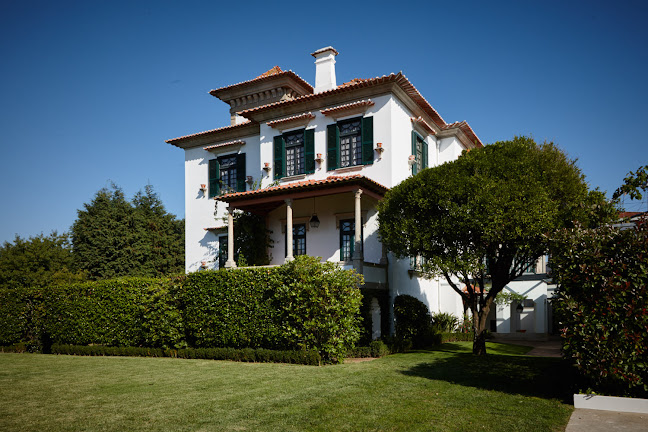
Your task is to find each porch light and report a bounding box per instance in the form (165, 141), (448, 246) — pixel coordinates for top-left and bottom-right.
(309, 213), (320, 228)
(516, 303), (524, 313)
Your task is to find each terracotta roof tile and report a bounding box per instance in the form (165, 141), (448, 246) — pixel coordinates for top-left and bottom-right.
(266, 112), (316, 129)
(321, 99), (375, 117)
(203, 140), (245, 151)
(238, 73), (448, 130)
(255, 66), (283, 79)
(441, 121), (483, 148)
(209, 69), (313, 96)
(216, 175), (388, 202)
(166, 121), (253, 144)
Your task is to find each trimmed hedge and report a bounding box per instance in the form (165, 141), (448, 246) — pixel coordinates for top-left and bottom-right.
(552, 220), (648, 397)
(49, 344), (321, 365)
(347, 340), (390, 358)
(0, 256), (363, 363)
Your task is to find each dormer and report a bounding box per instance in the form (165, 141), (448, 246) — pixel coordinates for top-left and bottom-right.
(209, 67), (313, 125)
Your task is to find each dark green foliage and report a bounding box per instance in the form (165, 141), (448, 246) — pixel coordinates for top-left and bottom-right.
(346, 340), (391, 358)
(431, 312), (460, 332)
(613, 164), (648, 201)
(49, 344), (321, 365)
(440, 332), (475, 343)
(393, 294), (433, 347)
(0, 232), (85, 290)
(552, 219), (648, 397)
(179, 268), (280, 349)
(71, 184), (184, 279)
(231, 211), (273, 266)
(378, 136), (616, 355)
(273, 256), (363, 362)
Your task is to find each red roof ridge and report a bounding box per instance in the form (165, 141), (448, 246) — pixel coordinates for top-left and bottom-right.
(255, 66), (283, 79)
(209, 69), (313, 95)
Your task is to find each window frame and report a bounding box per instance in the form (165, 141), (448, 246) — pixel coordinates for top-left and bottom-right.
(339, 218), (363, 261)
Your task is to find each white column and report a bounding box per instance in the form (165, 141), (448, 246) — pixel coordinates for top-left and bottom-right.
(352, 189), (363, 273)
(285, 199), (294, 262)
(225, 206), (236, 268)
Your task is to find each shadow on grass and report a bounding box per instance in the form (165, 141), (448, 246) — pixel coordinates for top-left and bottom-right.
(400, 345), (576, 403)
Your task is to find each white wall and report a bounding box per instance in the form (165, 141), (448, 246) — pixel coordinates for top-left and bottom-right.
(496, 280), (549, 334)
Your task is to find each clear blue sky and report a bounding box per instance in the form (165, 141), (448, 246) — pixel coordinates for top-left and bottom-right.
(1, 0), (647, 244)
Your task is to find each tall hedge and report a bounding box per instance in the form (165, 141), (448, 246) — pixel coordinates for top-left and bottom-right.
(552, 219), (648, 397)
(0, 256), (363, 363)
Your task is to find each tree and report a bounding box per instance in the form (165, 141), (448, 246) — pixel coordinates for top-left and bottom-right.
(377, 136), (615, 355)
(0, 232), (85, 289)
(71, 184), (184, 279)
(612, 164), (648, 210)
(231, 211), (273, 266)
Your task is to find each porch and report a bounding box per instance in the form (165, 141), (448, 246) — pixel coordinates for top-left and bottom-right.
(215, 175), (389, 288)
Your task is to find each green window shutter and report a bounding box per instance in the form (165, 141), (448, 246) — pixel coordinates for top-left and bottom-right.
(236, 153), (246, 192)
(273, 135), (285, 179)
(208, 159), (220, 198)
(327, 123), (339, 171)
(423, 140), (428, 169)
(361, 116), (374, 165)
(411, 131), (418, 175)
(304, 129), (315, 174)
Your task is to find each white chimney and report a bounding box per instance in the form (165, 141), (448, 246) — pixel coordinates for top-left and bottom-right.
(311, 46), (338, 93)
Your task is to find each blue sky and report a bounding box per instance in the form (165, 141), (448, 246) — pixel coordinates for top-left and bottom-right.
(1, 0), (647, 244)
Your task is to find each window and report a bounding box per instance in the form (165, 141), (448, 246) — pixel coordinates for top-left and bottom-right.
(339, 118), (363, 168)
(274, 129), (315, 179)
(410, 255), (427, 270)
(339, 219), (363, 261)
(411, 132), (428, 175)
(285, 130), (305, 176)
(327, 116), (373, 170)
(208, 153), (246, 198)
(285, 224), (307, 257)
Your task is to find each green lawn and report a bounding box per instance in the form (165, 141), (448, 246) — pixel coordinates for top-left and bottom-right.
(0, 342), (573, 431)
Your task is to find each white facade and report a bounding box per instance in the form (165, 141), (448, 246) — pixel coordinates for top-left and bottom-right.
(168, 47), (484, 336)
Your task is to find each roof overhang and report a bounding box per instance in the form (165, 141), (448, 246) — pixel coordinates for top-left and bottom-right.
(216, 175), (388, 214)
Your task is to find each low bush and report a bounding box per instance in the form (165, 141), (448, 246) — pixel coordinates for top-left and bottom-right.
(440, 332), (474, 343)
(431, 312), (460, 332)
(50, 344), (322, 365)
(346, 340), (391, 358)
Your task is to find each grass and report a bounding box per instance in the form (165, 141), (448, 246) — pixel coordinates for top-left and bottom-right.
(0, 342), (573, 431)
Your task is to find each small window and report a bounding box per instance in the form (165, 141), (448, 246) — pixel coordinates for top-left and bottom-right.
(219, 155), (238, 194)
(411, 132), (428, 175)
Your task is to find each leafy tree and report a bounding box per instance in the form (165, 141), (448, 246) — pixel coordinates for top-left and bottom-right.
(613, 164), (648, 211)
(0, 232), (85, 289)
(377, 136), (615, 355)
(71, 184), (184, 279)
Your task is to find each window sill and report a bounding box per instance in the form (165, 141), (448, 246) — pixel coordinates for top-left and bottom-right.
(279, 174), (307, 182)
(334, 165), (364, 174)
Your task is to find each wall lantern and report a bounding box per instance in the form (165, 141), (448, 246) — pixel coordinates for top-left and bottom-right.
(516, 303), (524, 313)
(309, 213), (320, 228)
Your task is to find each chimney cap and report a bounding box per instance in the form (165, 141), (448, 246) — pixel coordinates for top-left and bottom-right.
(311, 46), (339, 57)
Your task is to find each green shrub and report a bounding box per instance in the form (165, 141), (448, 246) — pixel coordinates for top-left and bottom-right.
(50, 344), (321, 365)
(552, 220), (648, 397)
(369, 340), (390, 357)
(273, 256), (363, 363)
(0, 256), (361, 364)
(440, 332), (474, 343)
(393, 295), (433, 348)
(431, 312), (460, 332)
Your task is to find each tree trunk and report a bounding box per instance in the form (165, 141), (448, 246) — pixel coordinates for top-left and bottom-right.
(471, 303), (491, 356)
(472, 328), (487, 355)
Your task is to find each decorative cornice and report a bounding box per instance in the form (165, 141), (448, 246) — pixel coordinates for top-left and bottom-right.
(266, 112), (316, 130)
(203, 140), (246, 152)
(321, 99), (375, 118)
(166, 122), (260, 149)
(411, 116), (436, 135)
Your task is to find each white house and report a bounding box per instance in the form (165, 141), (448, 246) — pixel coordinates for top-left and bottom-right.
(166, 47), (483, 338)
